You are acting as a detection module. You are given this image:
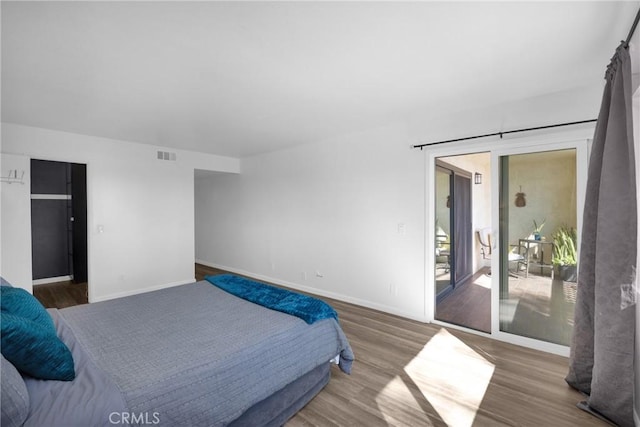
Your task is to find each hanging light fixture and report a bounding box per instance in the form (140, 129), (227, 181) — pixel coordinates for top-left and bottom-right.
(515, 186), (526, 207)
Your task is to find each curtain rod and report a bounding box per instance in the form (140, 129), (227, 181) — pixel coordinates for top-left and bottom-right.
(625, 7), (640, 45)
(413, 8), (638, 151)
(412, 118), (597, 150)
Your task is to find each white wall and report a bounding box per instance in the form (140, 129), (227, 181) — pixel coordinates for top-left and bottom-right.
(195, 123), (428, 320)
(194, 84), (604, 323)
(1, 153), (33, 292)
(1, 123), (240, 301)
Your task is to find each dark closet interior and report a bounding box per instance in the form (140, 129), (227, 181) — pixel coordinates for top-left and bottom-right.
(31, 159), (87, 284)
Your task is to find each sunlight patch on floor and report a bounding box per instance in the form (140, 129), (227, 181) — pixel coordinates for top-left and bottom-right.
(499, 298), (519, 324)
(403, 328), (495, 427)
(473, 273), (492, 289)
(375, 376), (435, 426)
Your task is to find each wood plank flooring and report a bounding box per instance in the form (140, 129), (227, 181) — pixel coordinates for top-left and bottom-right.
(33, 280), (88, 308)
(435, 268), (576, 346)
(196, 264), (604, 427)
(38, 264), (605, 426)
(287, 297), (603, 427)
(435, 268), (491, 333)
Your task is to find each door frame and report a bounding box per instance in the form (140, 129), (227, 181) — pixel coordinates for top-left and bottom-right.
(29, 158), (90, 298)
(424, 128), (591, 356)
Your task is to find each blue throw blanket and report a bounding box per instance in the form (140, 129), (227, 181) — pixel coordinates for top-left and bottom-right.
(205, 274), (338, 324)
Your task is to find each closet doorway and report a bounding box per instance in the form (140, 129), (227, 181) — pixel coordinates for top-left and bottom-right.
(31, 159), (88, 306)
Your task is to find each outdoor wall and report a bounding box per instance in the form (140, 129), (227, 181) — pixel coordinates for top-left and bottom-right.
(1, 123), (240, 302)
(507, 149), (577, 264)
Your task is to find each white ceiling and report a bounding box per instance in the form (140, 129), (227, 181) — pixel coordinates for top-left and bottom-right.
(2, 1), (638, 158)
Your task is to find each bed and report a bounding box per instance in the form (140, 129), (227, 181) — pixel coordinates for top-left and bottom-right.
(1, 274), (354, 426)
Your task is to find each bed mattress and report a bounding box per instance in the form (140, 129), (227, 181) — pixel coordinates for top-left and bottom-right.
(23, 280), (353, 426)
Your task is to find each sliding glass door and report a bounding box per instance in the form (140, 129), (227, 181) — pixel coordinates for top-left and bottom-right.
(434, 166), (452, 299)
(497, 147), (581, 347)
(433, 155), (489, 332)
(428, 137), (587, 352)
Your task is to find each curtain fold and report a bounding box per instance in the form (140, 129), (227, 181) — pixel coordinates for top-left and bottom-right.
(566, 42), (636, 427)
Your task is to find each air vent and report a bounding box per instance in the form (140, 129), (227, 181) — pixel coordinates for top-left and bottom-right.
(157, 151), (177, 161)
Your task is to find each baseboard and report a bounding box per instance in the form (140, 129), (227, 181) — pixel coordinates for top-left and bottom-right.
(90, 278), (196, 303)
(195, 259), (429, 323)
(33, 275), (73, 286)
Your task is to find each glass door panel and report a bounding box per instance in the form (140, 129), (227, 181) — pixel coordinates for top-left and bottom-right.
(498, 149), (578, 346)
(434, 154), (491, 333)
(434, 161), (473, 302)
(435, 166), (452, 299)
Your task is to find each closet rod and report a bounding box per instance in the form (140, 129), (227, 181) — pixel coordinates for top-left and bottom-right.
(412, 118), (597, 150)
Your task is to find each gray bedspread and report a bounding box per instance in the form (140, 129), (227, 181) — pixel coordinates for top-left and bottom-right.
(24, 310), (127, 427)
(51, 281), (353, 426)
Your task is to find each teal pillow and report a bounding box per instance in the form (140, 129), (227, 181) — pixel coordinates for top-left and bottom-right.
(1, 287), (55, 334)
(1, 312), (75, 381)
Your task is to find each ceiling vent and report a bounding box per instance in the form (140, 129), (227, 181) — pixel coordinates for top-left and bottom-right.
(157, 151), (177, 161)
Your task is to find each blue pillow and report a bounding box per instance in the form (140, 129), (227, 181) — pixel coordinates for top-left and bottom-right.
(0, 287), (55, 334)
(1, 312), (75, 381)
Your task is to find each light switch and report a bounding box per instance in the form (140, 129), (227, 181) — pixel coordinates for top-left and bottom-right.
(398, 223), (406, 235)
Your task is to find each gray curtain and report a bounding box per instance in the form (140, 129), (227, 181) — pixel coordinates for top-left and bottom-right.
(566, 42), (636, 426)
(453, 173), (472, 285)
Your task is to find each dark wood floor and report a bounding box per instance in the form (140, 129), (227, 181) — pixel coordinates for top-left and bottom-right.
(436, 268), (491, 333)
(195, 263), (230, 281)
(33, 280), (88, 308)
(435, 267), (576, 346)
(35, 264), (605, 426)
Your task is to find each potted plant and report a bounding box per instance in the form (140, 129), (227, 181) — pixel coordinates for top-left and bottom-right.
(531, 219), (545, 241)
(551, 226), (577, 282)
